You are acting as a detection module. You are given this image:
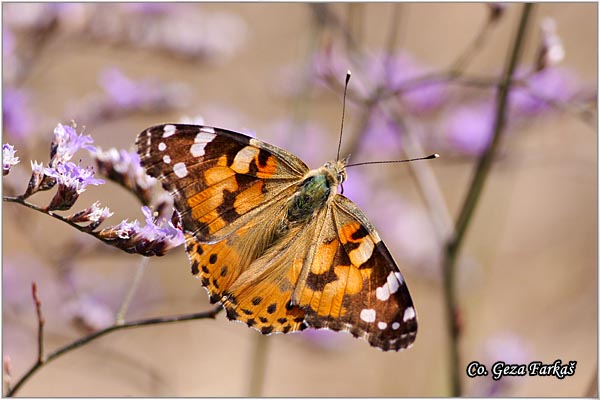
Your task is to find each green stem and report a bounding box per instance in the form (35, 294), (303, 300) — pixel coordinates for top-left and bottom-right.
(6, 306), (223, 397)
(247, 334), (269, 397)
(442, 3), (533, 396)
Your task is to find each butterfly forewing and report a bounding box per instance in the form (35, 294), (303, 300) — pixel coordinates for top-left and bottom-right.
(136, 123), (418, 351)
(136, 124), (308, 242)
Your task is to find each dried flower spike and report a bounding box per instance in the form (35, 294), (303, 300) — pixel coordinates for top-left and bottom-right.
(97, 206), (184, 256)
(50, 123), (95, 167)
(67, 201), (114, 232)
(91, 147), (156, 205)
(44, 162), (104, 211)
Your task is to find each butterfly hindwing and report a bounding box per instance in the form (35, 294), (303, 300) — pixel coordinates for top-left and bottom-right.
(293, 195), (417, 351)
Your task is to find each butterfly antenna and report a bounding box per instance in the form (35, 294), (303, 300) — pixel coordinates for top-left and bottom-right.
(336, 70), (352, 162)
(346, 153), (440, 168)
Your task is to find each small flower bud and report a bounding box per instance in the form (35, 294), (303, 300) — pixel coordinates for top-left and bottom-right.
(2, 143), (19, 175)
(535, 17), (565, 71)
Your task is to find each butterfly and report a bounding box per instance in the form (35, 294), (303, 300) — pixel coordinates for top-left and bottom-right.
(136, 123), (418, 351)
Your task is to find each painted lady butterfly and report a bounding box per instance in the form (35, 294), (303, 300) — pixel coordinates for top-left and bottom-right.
(136, 121), (419, 351)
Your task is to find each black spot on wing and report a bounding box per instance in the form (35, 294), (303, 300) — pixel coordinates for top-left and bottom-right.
(252, 297), (263, 305)
(191, 260), (199, 275)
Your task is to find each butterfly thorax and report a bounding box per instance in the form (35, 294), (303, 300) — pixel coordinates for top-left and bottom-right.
(286, 160), (347, 224)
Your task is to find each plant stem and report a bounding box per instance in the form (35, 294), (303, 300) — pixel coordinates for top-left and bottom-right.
(442, 3), (533, 396)
(247, 334), (269, 397)
(115, 257), (148, 325)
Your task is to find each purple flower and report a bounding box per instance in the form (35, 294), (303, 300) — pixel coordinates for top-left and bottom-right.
(356, 109), (404, 161)
(308, 46), (447, 112)
(44, 162), (104, 210)
(2, 143), (20, 175)
(365, 51), (447, 113)
(71, 67), (189, 123)
(137, 206), (185, 248)
(98, 206), (184, 256)
(3, 27), (14, 56)
(510, 67), (580, 117)
(443, 103), (495, 155)
(50, 123), (95, 166)
(3, 88), (33, 140)
(63, 295), (114, 332)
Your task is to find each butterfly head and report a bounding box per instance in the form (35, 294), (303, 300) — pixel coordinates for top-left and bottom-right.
(323, 155), (350, 188)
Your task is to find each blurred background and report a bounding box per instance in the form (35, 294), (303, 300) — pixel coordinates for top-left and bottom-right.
(2, 3), (597, 397)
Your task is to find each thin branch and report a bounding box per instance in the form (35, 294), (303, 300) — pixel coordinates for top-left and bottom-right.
(115, 257), (149, 325)
(6, 305), (223, 397)
(4, 195), (115, 246)
(31, 283), (45, 364)
(442, 4), (534, 396)
(3, 195), (178, 257)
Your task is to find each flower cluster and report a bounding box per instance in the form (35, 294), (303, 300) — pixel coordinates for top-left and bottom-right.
(43, 162), (104, 211)
(70, 68), (190, 125)
(23, 123), (98, 199)
(67, 201), (113, 232)
(97, 206), (184, 256)
(5, 122), (187, 258)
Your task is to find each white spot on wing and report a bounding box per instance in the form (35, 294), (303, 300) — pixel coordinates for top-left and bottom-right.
(377, 321), (387, 330)
(162, 124), (176, 138)
(191, 131), (217, 157)
(163, 155), (171, 164)
(392, 322), (400, 330)
(360, 309), (376, 323)
(376, 286), (390, 301)
(173, 162), (188, 178)
(403, 307), (416, 322)
(375, 271), (403, 301)
(200, 126), (215, 134)
(158, 142), (167, 151)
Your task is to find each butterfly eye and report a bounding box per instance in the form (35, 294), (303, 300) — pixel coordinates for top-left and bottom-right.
(338, 169), (347, 184)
